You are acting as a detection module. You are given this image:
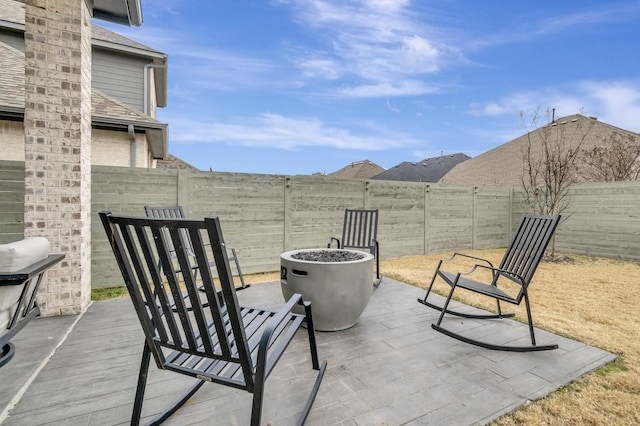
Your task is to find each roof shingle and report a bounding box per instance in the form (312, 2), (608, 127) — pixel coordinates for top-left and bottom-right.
(440, 115), (639, 186)
(372, 153), (470, 182)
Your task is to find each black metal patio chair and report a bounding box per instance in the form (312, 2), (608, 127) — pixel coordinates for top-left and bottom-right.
(328, 208), (382, 287)
(100, 211), (326, 425)
(144, 205), (249, 291)
(0, 238), (64, 367)
(418, 214), (561, 352)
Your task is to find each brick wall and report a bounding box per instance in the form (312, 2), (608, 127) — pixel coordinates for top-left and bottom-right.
(23, 0), (92, 316)
(92, 128), (150, 167)
(2, 121), (152, 167)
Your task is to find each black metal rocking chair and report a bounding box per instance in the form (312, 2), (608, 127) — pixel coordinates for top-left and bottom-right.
(328, 209), (382, 287)
(418, 214), (561, 352)
(100, 211), (326, 425)
(0, 238), (64, 367)
(144, 205), (249, 291)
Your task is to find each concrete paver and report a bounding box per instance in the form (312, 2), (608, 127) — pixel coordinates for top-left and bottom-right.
(0, 278), (616, 425)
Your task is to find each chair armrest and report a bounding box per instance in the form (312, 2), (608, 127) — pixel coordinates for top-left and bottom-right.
(442, 252), (494, 269)
(0, 254), (65, 287)
(327, 237), (340, 248)
(256, 293), (304, 377)
(463, 263), (525, 286)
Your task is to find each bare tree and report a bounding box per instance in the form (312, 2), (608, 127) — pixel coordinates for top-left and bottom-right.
(520, 109), (594, 256)
(579, 132), (640, 182)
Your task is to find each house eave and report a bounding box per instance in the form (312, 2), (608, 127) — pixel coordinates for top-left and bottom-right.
(0, 106), (24, 121)
(0, 108), (168, 161)
(92, 116), (168, 160)
(89, 0), (143, 27)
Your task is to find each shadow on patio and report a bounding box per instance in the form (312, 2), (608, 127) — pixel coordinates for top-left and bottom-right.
(0, 278), (615, 425)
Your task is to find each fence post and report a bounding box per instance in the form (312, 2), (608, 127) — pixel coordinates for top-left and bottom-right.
(424, 184), (430, 254)
(363, 180), (371, 209)
(177, 170), (189, 211)
(472, 186), (478, 249)
(283, 176), (292, 252)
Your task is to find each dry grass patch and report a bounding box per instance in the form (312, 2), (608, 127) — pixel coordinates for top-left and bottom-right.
(381, 250), (640, 425)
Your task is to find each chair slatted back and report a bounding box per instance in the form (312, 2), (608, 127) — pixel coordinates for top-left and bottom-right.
(341, 209), (379, 252)
(99, 212), (254, 383)
(498, 214), (560, 298)
(144, 206), (194, 254)
(144, 206), (187, 220)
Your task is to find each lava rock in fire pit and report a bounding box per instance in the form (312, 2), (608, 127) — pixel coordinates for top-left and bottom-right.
(291, 249), (365, 262)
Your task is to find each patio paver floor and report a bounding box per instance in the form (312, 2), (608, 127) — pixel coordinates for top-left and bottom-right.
(0, 278), (616, 425)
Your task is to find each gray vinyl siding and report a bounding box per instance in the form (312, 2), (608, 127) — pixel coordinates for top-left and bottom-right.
(0, 31), (148, 112)
(92, 48), (148, 112)
(0, 31), (24, 52)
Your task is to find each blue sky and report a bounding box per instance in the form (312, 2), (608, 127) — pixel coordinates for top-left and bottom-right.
(100, 0), (640, 175)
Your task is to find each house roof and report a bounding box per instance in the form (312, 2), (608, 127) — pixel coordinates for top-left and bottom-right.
(0, 40), (167, 159)
(156, 154), (199, 170)
(326, 160), (386, 179)
(372, 153), (470, 182)
(440, 114), (640, 186)
(0, 0), (167, 107)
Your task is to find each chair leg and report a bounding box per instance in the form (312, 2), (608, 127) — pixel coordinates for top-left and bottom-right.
(0, 343), (15, 368)
(132, 341), (207, 426)
(418, 269), (515, 320)
(296, 360), (327, 426)
(298, 301), (327, 425)
(131, 342), (152, 426)
(243, 301), (323, 425)
(524, 294), (538, 346)
(373, 242), (382, 288)
(302, 301), (320, 370)
(417, 265), (440, 307)
(250, 374), (266, 426)
(435, 282), (456, 326)
(430, 288), (558, 352)
(230, 248), (250, 291)
(251, 350), (326, 426)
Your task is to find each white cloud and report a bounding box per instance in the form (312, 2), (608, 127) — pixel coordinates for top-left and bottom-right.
(467, 102), (515, 117)
(170, 113), (419, 150)
(279, 0), (455, 98)
(578, 81), (640, 131)
(295, 56), (342, 80)
(466, 80), (640, 133)
(536, 5), (640, 36)
(467, 3), (640, 51)
(363, 0), (410, 12)
(401, 35), (440, 72)
(337, 80), (438, 98)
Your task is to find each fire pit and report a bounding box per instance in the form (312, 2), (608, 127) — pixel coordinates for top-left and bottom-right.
(280, 248), (373, 331)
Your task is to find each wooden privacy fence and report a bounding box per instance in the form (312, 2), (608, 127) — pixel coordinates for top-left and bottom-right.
(1, 161), (639, 288)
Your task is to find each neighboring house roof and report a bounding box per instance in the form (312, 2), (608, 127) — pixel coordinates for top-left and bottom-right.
(156, 154), (199, 170)
(440, 114), (640, 186)
(0, 40), (167, 159)
(372, 153), (470, 182)
(0, 0), (167, 107)
(326, 160), (386, 179)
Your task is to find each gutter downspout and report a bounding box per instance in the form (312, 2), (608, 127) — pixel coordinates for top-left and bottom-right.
(128, 124), (136, 167)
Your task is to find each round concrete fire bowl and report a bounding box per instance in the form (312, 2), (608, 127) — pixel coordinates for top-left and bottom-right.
(280, 248), (374, 331)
